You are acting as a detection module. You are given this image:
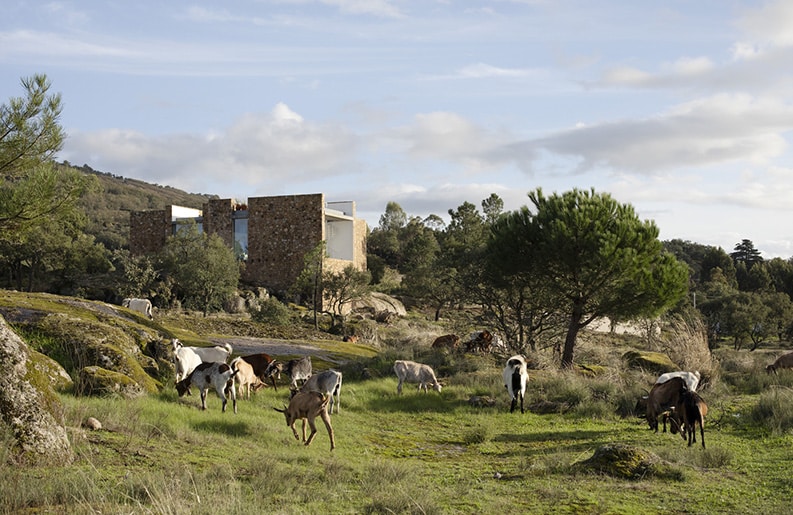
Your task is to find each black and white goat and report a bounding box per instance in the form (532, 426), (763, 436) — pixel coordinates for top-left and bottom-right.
(503, 355), (529, 413)
(176, 362), (238, 413)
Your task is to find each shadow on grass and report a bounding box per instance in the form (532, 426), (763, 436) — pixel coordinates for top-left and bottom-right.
(364, 392), (461, 414)
(192, 419), (252, 437)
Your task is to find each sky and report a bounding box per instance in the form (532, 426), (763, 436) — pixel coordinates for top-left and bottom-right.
(3, 1), (793, 258)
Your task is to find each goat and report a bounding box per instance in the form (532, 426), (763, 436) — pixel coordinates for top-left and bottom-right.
(766, 351), (793, 374)
(656, 370), (700, 392)
(675, 389), (708, 448)
(274, 391), (335, 450)
(173, 344), (202, 386)
(265, 356), (312, 389)
(230, 357), (266, 400)
(291, 369), (343, 414)
(342, 335), (359, 343)
(122, 298), (153, 319)
(238, 352), (280, 391)
(172, 338), (232, 364)
(644, 376), (688, 434)
(465, 330), (494, 354)
(175, 362), (238, 413)
(502, 355), (529, 413)
(393, 360), (442, 394)
(431, 334), (460, 352)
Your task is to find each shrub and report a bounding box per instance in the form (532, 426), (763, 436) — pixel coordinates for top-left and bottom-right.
(251, 297), (294, 326)
(750, 388), (793, 435)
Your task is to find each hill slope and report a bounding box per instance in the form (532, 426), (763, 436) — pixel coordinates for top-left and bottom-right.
(66, 162), (217, 250)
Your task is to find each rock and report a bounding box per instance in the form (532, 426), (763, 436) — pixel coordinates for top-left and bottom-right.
(576, 444), (679, 480)
(622, 350), (678, 375)
(83, 417), (102, 430)
(350, 292), (407, 318)
(468, 395), (497, 407)
(0, 315), (74, 465)
(77, 366), (147, 398)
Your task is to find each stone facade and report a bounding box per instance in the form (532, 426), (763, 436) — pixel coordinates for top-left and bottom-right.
(129, 193), (367, 296)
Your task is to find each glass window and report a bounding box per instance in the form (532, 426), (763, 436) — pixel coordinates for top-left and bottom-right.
(233, 217), (248, 261)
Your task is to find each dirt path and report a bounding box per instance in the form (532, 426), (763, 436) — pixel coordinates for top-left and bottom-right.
(208, 336), (344, 364)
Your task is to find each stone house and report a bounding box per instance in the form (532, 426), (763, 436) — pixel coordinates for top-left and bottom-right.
(129, 193), (367, 296)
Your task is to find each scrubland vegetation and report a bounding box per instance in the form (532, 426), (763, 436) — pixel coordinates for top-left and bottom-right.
(4, 307), (793, 514)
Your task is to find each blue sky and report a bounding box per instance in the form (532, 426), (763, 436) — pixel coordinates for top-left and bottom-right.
(3, 1), (793, 258)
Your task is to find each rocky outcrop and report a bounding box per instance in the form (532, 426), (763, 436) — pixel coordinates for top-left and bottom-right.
(0, 315), (74, 465)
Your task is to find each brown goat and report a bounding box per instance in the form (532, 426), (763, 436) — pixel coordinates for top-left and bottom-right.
(645, 376), (687, 434)
(676, 389), (708, 448)
(239, 353), (280, 390)
(766, 351), (793, 374)
(432, 334), (460, 351)
(274, 391), (335, 451)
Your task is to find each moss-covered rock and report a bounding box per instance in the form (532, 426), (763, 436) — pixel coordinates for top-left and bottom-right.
(77, 366), (147, 398)
(0, 315), (73, 465)
(576, 443), (683, 480)
(28, 349), (73, 392)
(35, 313), (161, 394)
(622, 350), (678, 375)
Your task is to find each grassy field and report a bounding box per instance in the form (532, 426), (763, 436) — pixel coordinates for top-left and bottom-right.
(4, 350), (793, 514)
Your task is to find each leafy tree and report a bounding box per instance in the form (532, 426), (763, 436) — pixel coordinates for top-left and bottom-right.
(489, 188), (689, 368)
(731, 239), (763, 269)
(368, 202), (407, 269)
(481, 193), (504, 224)
(0, 75), (94, 241)
(701, 246), (737, 287)
(159, 224), (239, 315)
(322, 264), (372, 330)
(294, 242), (326, 329)
(766, 257), (793, 299)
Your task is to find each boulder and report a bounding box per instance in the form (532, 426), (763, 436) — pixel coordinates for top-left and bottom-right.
(77, 366), (147, 398)
(350, 292), (407, 318)
(576, 444), (680, 480)
(0, 315), (73, 465)
(622, 350), (678, 375)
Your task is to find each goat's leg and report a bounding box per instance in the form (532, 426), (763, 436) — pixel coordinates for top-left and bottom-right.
(304, 417), (318, 447)
(288, 422), (300, 441)
(200, 389), (207, 410)
(320, 411), (335, 451)
(301, 418), (308, 443)
(397, 380), (403, 395)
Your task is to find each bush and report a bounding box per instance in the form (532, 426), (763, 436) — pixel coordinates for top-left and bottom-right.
(750, 388), (793, 435)
(250, 297), (294, 326)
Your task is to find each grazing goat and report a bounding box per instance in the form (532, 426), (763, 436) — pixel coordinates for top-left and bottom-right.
(645, 376), (687, 434)
(656, 370), (700, 392)
(292, 369), (343, 414)
(265, 356), (312, 389)
(274, 391), (335, 450)
(465, 330), (494, 354)
(175, 362), (238, 413)
(503, 355), (529, 413)
(766, 351), (793, 374)
(173, 344), (202, 384)
(393, 360), (442, 394)
(239, 352), (279, 391)
(122, 298), (153, 319)
(230, 357), (266, 400)
(172, 338), (232, 364)
(431, 334), (460, 352)
(342, 335), (358, 343)
(675, 389), (708, 448)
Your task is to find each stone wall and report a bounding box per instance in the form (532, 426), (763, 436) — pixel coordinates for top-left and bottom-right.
(129, 208), (170, 256)
(244, 194), (325, 294)
(202, 198), (235, 248)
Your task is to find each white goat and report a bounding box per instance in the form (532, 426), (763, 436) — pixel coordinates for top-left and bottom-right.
(122, 298), (153, 319)
(502, 355), (529, 413)
(274, 391), (335, 450)
(175, 362), (238, 413)
(655, 370), (700, 392)
(393, 360), (442, 394)
(292, 369), (343, 414)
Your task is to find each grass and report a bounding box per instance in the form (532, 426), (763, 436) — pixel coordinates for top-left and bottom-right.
(4, 291), (793, 512)
(4, 364), (793, 514)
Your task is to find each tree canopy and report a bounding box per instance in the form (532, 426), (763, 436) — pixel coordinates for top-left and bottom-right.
(488, 188), (689, 368)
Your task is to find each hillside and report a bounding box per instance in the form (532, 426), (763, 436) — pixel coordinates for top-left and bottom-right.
(65, 162), (218, 250)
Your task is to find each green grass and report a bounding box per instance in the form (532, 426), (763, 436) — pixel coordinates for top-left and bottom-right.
(4, 369), (793, 514)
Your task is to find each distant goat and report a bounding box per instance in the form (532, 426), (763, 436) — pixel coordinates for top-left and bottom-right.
(175, 362), (238, 413)
(502, 355), (529, 413)
(465, 330), (494, 354)
(122, 298), (153, 319)
(393, 360), (442, 394)
(766, 352), (793, 374)
(265, 356), (312, 389)
(431, 334), (460, 352)
(274, 391), (335, 450)
(291, 369), (343, 414)
(656, 370), (700, 392)
(675, 389), (708, 448)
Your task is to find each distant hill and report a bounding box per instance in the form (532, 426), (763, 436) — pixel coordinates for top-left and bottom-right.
(65, 162), (217, 250)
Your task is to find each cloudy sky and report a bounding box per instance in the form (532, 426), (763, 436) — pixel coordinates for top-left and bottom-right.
(3, 1), (793, 257)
